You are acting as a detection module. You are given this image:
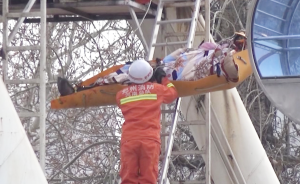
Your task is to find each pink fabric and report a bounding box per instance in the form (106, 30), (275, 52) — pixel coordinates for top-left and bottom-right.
(199, 42), (230, 51)
(199, 42), (218, 50)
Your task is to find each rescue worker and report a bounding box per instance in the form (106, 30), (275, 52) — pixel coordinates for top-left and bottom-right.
(116, 59), (178, 184)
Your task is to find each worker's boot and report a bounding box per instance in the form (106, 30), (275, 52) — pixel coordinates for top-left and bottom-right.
(57, 77), (75, 96)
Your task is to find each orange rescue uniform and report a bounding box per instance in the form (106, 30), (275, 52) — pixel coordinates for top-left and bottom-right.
(116, 77), (178, 184)
(136, 0), (151, 4)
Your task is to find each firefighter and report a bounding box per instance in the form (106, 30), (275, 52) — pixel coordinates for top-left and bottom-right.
(116, 59), (178, 184)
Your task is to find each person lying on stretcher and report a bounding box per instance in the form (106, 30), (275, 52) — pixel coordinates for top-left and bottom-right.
(57, 31), (247, 96)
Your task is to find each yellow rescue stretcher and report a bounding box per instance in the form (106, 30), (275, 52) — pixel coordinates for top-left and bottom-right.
(51, 50), (252, 109)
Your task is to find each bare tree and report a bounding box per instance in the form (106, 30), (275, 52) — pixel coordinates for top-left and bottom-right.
(2, 0), (300, 183)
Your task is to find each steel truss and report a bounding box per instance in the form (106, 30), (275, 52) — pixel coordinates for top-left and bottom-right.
(1, 1), (250, 183)
(2, 0), (47, 172)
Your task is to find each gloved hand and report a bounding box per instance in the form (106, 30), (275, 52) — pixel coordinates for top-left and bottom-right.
(154, 67), (166, 84)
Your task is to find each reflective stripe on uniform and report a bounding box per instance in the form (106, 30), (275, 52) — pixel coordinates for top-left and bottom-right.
(167, 83), (174, 88)
(120, 94), (157, 105)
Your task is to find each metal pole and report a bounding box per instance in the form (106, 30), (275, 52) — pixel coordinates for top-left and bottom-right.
(2, 0), (8, 82)
(205, 0), (210, 42)
(128, 7), (149, 53)
(186, 0), (202, 48)
(8, 0), (37, 43)
(205, 0), (211, 184)
(39, 0), (47, 173)
(146, 0), (164, 60)
(205, 93), (211, 184)
(160, 98), (181, 184)
(161, 104), (166, 162)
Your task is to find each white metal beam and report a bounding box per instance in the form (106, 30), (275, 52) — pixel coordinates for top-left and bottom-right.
(205, 1), (211, 183)
(205, 93), (211, 184)
(205, 0), (210, 42)
(0, 79), (47, 184)
(18, 112), (40, 118)
(2, 0), (47, 173)
(39, 0), (47, 173)
(8, 0), (38, 44)
(128, 7), (149, 53)
(2, 0), (9, 82)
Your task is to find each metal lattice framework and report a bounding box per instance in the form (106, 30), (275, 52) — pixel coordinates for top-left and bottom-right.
(1, 0), (281, 184)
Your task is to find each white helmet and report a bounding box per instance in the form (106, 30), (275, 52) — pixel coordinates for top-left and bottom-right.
(128, 59), (153, 84)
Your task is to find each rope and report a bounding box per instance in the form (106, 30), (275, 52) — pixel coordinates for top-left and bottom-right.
(131, 0), (153, 35)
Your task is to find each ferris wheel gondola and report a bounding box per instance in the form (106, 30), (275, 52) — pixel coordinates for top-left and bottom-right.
(247, 0), (300, 123)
